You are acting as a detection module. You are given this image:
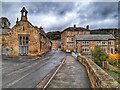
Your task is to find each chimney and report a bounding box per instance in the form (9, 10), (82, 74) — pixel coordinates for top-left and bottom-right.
(74, 24), (76, 28)
(40, 26), (43, 30)
(16, 18), (18, 24)
(86, 25), (89, 30)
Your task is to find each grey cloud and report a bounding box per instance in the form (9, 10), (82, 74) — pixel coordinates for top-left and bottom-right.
(26, 2), (75, 16)
(77, 2), (118, 20)
(1, 2), (118, 31)
(76, 2), (118, 29)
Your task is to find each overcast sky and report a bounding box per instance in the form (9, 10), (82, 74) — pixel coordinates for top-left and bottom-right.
(1, 2), (118, 32)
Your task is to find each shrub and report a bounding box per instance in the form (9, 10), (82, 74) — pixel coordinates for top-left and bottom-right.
(92, 46), (108, 66)
(109, 54), (120, 60)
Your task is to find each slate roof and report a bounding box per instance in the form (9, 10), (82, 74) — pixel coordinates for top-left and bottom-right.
(20, 7), (28, 13)
(0, 29), (10, 35)
(62, 27), (89, 33)
(75, 34), (115, 41)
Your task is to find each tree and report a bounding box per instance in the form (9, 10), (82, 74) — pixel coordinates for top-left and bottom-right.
(92, 46), (108, 66)
(46, 31), (61, 40)
(115, 37), (120, 53)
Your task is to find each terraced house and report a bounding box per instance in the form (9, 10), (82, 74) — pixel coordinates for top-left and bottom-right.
(0, 7), (51, 57)
(75, 34), (115, 55)
(61, 25), (115, 55)
(61, 25), (90, 52)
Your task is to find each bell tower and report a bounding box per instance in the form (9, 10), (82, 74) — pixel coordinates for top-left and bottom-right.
(20, 7), (28, 21)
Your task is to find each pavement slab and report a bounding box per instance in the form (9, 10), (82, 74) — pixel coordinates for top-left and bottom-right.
(47, 55), (91, 88)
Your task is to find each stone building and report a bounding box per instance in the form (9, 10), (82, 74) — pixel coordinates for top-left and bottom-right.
(0, 17), (11, 55)
(61, 25), (90, 52)
(0, 7), (51, 57)
(51, 40), (61, 50)
(75, 34), (115, 55)
(61, 25), (115, 55)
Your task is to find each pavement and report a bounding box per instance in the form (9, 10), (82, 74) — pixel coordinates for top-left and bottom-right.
(2, 50), (67, 88)
(47, 55), (91, 88)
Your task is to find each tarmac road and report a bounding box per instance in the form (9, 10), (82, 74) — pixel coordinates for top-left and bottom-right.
(2, 50), (67, 88)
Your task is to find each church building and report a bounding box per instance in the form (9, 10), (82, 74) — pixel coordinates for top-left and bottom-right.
(0, 7), (51, 57)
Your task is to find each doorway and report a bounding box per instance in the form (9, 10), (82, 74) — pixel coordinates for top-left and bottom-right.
(111, 48), (114, 54)
(2, 45), (7, 55)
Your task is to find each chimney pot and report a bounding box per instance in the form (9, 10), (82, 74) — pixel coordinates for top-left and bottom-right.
(16, 18), (18, 23)
(74, 24), (76, 28)
(86, 25), (89, 29)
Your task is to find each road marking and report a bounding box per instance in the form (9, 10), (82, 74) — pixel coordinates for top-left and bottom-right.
(6, 62), (38, 76)
(5, 57), (50, 76)
(5, 58), (51, 88)
(3, 57), (50, 74)
(36, 55), (66, 89)
(6, 73), (29, 88)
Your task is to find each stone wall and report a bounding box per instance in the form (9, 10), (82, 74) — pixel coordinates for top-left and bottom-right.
(78, 56), (120, 88)
(0, 34), (9, 55)
(8, 21), (40, 56)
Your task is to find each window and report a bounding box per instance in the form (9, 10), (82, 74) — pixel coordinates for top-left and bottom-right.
(111, 48), (114, 54)
(82, 41), (89, 45)
(71, 38), (74, 41)
(66, 38), (69, 42)
(96, 41), (101, 45)
(97, 41), (108, 46)
(83, 32), (86, 35)
(71, 32), (74, 36)
(103, 48), (107, 53)
(105, 41), (107, 45)
(66, 31), (69, 36)
(82, 48), (89, 52)
(108, 41), (113, 45)
(19, 36), (28, 46)
(102, 41), (106, 45)
(70, 45), (74, 48)
(77, 32), (81, 35)
(19, 35), (29, 56)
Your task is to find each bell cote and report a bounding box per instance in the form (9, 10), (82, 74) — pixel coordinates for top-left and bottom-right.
(20, 7), (28, 21)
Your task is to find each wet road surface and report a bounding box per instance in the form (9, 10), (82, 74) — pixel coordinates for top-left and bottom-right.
(2, 50), (67, 88)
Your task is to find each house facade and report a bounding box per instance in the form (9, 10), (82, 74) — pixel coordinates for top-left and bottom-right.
(61, 25), (115, 55)
(75, 35), (115, 55)
(0, 17), (11, 56)
(61, 25), (90, 52)
(0, 7), (51, 57)
(51, 40), (61, 50)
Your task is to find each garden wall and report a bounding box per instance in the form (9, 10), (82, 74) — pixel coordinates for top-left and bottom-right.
(78, 56), (120, 89)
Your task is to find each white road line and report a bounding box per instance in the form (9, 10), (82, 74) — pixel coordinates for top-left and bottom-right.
(5, 57), (51, 88)
(6, 62), (38, 76)
(13, 62), (27, 66)
(6, 73), (30, 88)
(5, 57), (50, 76)
(3, 57), (50, 72)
